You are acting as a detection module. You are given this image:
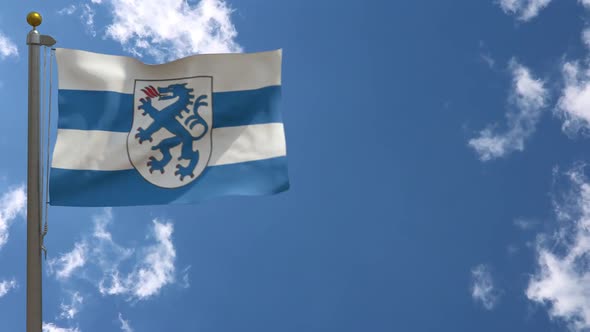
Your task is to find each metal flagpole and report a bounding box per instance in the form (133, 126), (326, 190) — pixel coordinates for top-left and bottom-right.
(26, 12), (55, 332)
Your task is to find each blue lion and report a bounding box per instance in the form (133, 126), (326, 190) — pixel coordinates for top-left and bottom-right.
(134, 83), (209, 181)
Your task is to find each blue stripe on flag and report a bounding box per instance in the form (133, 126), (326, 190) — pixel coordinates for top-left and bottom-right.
(49, 157), (289, 206)
(58, 85), (282, 132)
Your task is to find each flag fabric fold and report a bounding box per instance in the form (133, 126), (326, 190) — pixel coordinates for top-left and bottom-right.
(49, 48), (288, 206)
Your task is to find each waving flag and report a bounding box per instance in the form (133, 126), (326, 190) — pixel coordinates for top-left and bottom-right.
(50, 49), (288, 206)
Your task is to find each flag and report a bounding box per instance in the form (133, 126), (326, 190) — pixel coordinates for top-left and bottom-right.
(49, 48), (288, 206)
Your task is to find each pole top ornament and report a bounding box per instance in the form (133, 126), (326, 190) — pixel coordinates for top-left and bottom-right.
(26, 12), (42, 28)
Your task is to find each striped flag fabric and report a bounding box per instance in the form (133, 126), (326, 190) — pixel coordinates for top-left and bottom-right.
(49, 49), (288, 206)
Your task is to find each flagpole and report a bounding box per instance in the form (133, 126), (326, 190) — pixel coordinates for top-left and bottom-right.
(26, 12), (55, 332)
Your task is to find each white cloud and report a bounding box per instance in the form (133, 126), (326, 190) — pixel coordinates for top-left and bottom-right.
(469, 61), (548, 161)
(471, 264), (500, 310)
(58, 5), (77, 15)
(92, 208), (114, 242)
(0, 186), (26, 251)
(551, 5), (590, 137)
(99, 220), (176, 299)
(42, 323), (80, 332)
(526, 166), (590, 331)
(498, 0), (552, 21)
(90, 208), (134, 273)
(118, 313), (133, 332)
(59, 292), (83, 320)
(507, 244), (520, 255)
(48, 242), (88, 280)
(134, 221), (175, 298)
(478, 42), (496, 69)
(514, 217), (539, 230)
(58, 4), (97, 37)
(81, 5), (98, 37)
(582, 28), (590, 50)
(48, 208), (133, 282)
(0, 279), (17, 298)
(51, 209), (177, 301)
(555, 61), (590, 136)
(0, 32), (18, 60)
(89, 0), (242, 61)
(480, 53), (496, 69)
(180, 265), (191, 289)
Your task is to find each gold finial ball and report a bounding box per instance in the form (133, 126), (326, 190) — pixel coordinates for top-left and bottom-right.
(26, 12), (42, 27)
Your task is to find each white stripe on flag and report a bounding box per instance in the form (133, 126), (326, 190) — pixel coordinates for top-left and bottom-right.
(52, 124), (286, 171)
(55, 48), (282, 94)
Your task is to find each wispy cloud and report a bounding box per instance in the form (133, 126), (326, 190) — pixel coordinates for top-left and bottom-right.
(514, 217), (540, 230)
(555, 60), (590, 136)
(48, 208), (130, 282)
(526, 165), (590, 331)
(471, 264), (501, 310)
(42, 323), (80, 332)
(99, 219), (176, 299)
(582, 28), (590, 50)
(81, 5), (98, 37)
(48, 242), (88, 280)
(478, 41), (496, 69)
(180, 265), (191, 289)
(90, 208), (135, 273)
(507, 244), (520, 255)
(57, 5), (77, 15)
(469, 60), (547, 161)
(0, 186), (26, 251)
(0, 32), (18, 60)
(50, 209), (178, 301)
(480, 53), (496, 69)
(59, 292), (83, 320)
(498, 0), (552, 21)
(118, 313), (134, 332)
(57, 4), (97, 37)
(81, 0), (242, 61)
(0, 279), (17, 298)
(551, 7), (590, 137)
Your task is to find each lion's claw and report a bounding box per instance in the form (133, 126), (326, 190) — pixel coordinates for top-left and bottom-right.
(135, 127), (153, 144)
(175, 164), (195, 181)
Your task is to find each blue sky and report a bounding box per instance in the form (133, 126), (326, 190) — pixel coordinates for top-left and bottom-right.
(2, 0), (590, 331)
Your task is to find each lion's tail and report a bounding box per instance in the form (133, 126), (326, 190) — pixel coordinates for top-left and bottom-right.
(183, 94), (209, 140)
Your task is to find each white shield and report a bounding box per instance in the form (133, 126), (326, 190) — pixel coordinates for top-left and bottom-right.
(127, 76), (213, 188)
